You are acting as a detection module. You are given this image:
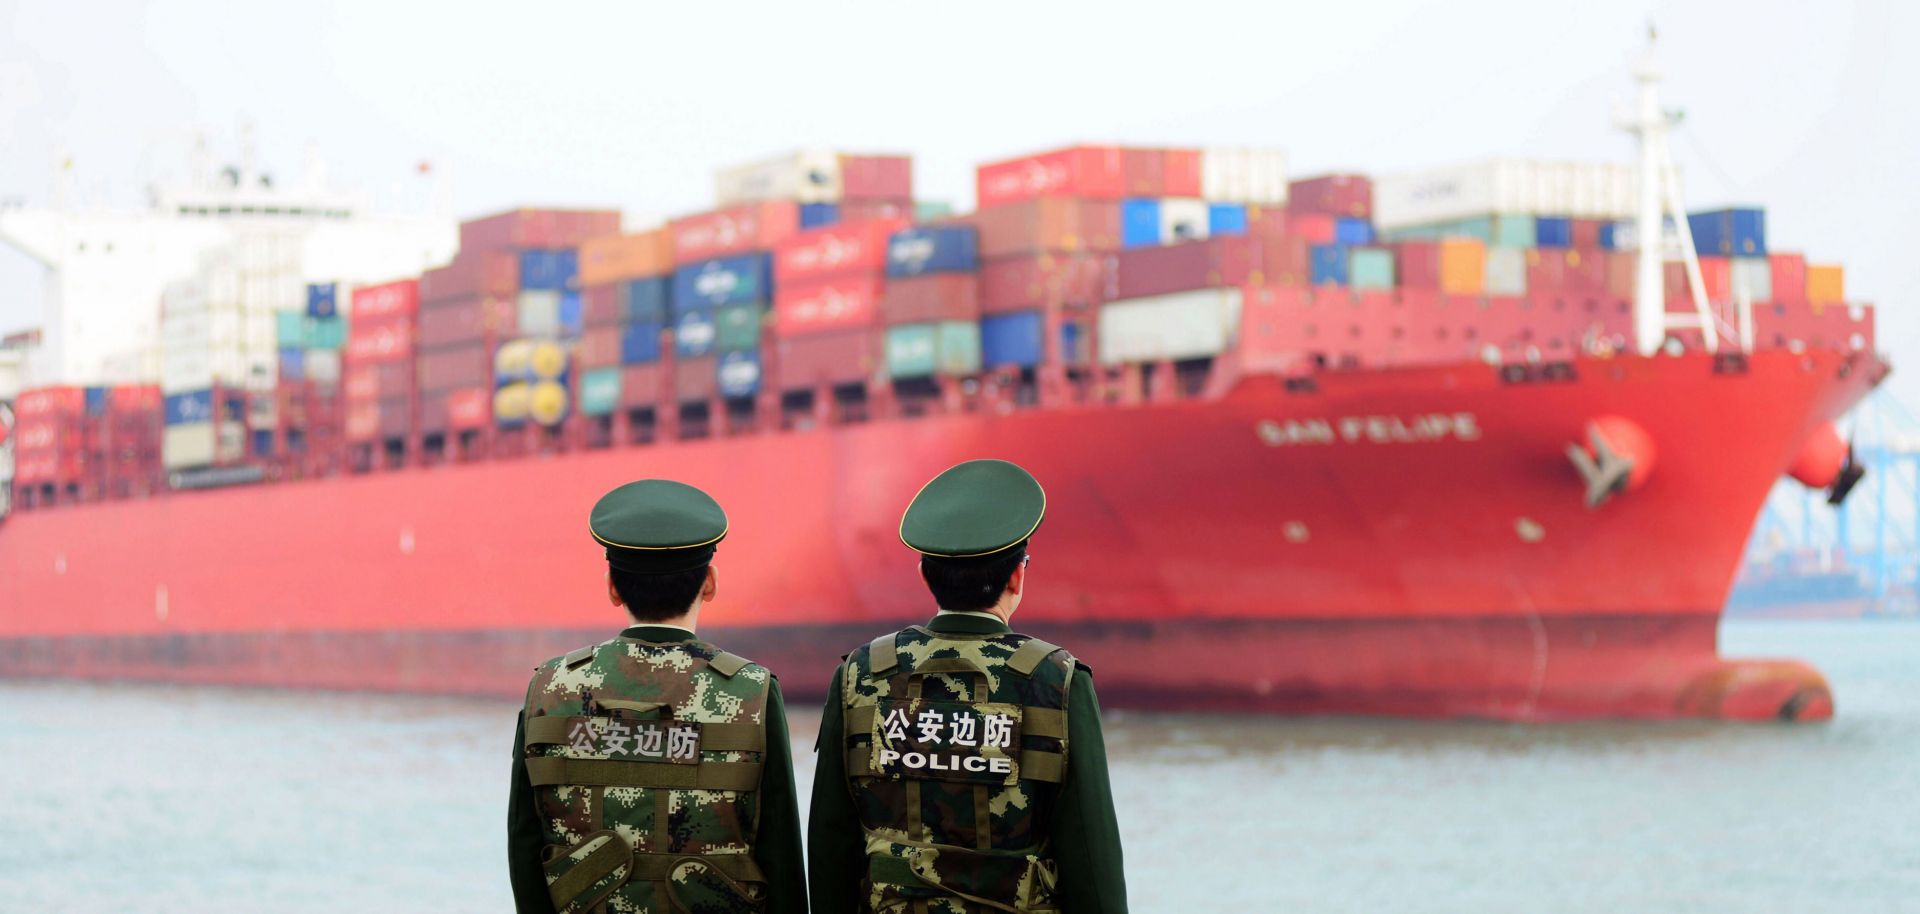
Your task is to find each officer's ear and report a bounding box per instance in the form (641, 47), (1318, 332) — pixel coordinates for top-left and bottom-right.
(1005, 563), (1026, 597)
(607, 572), (624, 607)
(698, 566), (718, 603)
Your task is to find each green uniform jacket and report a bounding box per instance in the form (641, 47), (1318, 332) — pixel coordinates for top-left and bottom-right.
(507, 624), (809, 914)
(807, 612), (1129, 913)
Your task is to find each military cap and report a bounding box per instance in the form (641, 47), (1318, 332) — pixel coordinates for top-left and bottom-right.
(899, 459), (1045, 558)
(590, 479), (728, 574)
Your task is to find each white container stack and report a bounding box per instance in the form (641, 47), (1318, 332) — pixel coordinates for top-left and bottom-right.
(714, 149), (845, 205)
(1097, 288), (1244, 365)
(1372, 159), (1658, 230)
(1200, 148), (1290, 205)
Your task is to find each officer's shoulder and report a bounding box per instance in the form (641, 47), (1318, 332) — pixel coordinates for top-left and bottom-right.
(533, 639), (613, 674)
(700, 644), (774, 683)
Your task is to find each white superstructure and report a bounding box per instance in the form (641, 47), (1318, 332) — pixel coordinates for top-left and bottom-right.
(0, 140), (457, 387)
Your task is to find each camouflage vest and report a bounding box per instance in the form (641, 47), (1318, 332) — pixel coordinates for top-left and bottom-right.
(522, 634), (773, 914)
(840, 623), (1076, 914)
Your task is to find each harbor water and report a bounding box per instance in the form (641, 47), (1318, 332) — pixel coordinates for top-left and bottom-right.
(4, 619), (1916, 912)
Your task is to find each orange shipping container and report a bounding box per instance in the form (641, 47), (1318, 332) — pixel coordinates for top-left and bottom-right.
(1806, 264), (1845, 305)
(578, 230), (672, 287)
(1438, 238), (1485, 295)
(969, 198), (1122, 259)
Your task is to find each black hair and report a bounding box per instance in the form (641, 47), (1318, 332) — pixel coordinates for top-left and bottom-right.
(609, 564), (710, 622)
(919, 544), (1027, 613)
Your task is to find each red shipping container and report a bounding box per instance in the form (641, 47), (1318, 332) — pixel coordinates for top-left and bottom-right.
(1163, 149), (1203, 197)
(421, 251), (519, 301)
(377, 395), (413, 439)
(577, 325), (623, 370)
(881, 274), (981, 324)
(1122, 148), (1166, 197)
(670, 201), (801, 265)
(352, 279), (420, 320)
(978, 253), (1110, 315)
(1770, 253), (1809, 306)
(977, 145), (1126, 207)
(622, 364), (666, 407)
(345, 321), (415, 365)
(1111, 236), (1258, 300)
(773, 329), (880, 388)
(14, 387), (84, 420)
(970, 199), (1122, 259)
(1665, 257), (1732, 305)
(1570, 219), (1606, 249)
(840, 155), (913, 201)
(674, 356), (718, 402)
(418, 343), (491, 392)
(447, 387), (490, 430)
(582, 284), (623, 327)
(459, 209), (621, 254)
(344, 363), (413, 402)
(1526, 248), (1611, 298)
(344, 401), (380, 442)
(1288, 174), (1373, 219)
(417, 296), (513, 349)
(775, 277), (884, 335)
(108, 384), (163, 412)
(839, 199), (915, 225)
(775, 219), (904, 286)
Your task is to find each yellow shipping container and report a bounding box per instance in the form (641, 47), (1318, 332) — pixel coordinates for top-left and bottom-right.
(577, 229), (672, 287)
(1439, 238), (1486, 294)
(1806, 264), (1845, 305)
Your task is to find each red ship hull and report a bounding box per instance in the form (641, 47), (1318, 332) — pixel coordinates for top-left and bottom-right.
(0, 349), (1885, 720)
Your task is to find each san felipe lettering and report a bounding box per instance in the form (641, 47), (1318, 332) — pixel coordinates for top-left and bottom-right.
(1258, 412), (1481, 447)
(878, 749), (1015, 775)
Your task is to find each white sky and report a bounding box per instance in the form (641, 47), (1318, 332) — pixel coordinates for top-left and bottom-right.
(2, 0), (1915, 402)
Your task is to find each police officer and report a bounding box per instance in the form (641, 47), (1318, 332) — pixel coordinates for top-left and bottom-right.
(508, 479), (806, 914)
(808, 459), (1129, 913)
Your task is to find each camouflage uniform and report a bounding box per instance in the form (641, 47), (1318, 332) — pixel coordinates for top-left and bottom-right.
(809, 612), (1128, 913)
(509, 625), (807, 914)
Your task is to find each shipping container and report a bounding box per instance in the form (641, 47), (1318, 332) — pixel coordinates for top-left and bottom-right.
(774, 329), (880, 388)
(1200, 148), (1290, 204)
(1289, 174), (1372, 219)
(1688, 208), (1766, 257)
(621, 364), (665, 407)
(774, 277), (883, 335)
(976, 145), (1125, 207)
(1310, 245), (1349, 286)
(307, 283), (339, 318)
(886, 225), (978, 277)
(518, 249), (579, 292)
(447, 387), (490, 430)
(345, 363), (413, 402)
(419, 343), (491, 391)
(775, 220), (901, 285)
(577, 325), (624, 370)
(971, 199), (1122, 258)
(1163, 149), (1203, 198)
(1807, 264), (1845, 304)
(1486, 247), (1528, 295)
(716, 350), (762, 399)
(885, 322), (982, 379)
(581, 284), (623, 329)
(460, 209), (621, 254)
(1333, 218), (1375, 246)
(1121, 199), (1162, 248)
(579, 368), (623, 417)
(1160, 198), (1208, 245)
(421, 251), (520, 300)
(1123, 148), (1166, 197)
(494, 379), (570, 428)
(839, 199), (915, 225)
(1110, 236), (1256, 300)
(715, 302), (765, 353)
(1208, 204), (1249, 236)
(275, 312), (309, 349)
(622, 322), (665, 365)
(352, 279), (421, 321)
(977, 253), (1109, 314)
(1373, 160), (1640, 229)
(673, 356), (719, 402)
(1349, 248), (1396, 290)
(1098, 288), (1242, 365)
(1730, 257), (1773, 303)
(278, 347), (305, 380)
(980, 311), (1045, 368)
(673, 254), (773, 312)
(164, 390), (215, 426)
(415, 296), (511, 350)
(799, 204), (840, 228)
(577, 229), (673, 287)
(715, 149), (843, 205)
(881, 274), (980, 325)
(304, 349), (342, 386)
(516, 290), (564, 338)
(840, 154), (913, 201)
(670, 201), (801, 265)
(675, 307), (719, 358)
(1535, 217), (1573, 248)
(626, 277), (672, 324)
(1395, 239), (1487, 295)
(494, 338), (570, 384)
(1769, 254), (1809, 306)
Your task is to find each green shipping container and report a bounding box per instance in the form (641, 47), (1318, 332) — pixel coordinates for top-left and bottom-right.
(886, 321), (982, 379)
(579, 367), (622, 417)
(914, 201), (956, 221)
(275, 312), (308, 348)
(1349, 248), (1396, 289)
(1383, 214), (1534, 249)
(308, 316), (348, 350)
(714, 302), (764, 353)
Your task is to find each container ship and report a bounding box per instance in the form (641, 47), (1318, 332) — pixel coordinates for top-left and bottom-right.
(0, 47), (1889, 721)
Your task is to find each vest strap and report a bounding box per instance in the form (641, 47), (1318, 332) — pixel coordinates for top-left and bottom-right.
(561, 645), (597, 669)
(544, 831), (630, 913)
(847, 749), (1065, 784)
(525, 716), (766, 753)
(527, 757), (763, 791)
(1005, 638), (1063, 676)
(868, 632), (900, 674)
(626, 850), (766, 883)
(707, 651), (750, 678)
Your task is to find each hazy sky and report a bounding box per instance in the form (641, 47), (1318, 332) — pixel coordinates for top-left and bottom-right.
(3, 0), (1915, 402)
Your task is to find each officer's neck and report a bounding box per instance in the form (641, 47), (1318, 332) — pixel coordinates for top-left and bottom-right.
(633, 603), (700, 634)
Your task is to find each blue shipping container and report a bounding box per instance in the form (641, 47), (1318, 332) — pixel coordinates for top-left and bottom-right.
(622, 322), (664, 364)
(981, 311), (1044, 368)
(1121, 199), (1162, 248)
(1208, 204), (1249, 236)
(519, 249), (579, 291)
(1310, 244), (1349, 285)
(1534, 217), (1573, 248)
(84, 386), (108, 417)
(164, 390), (214, 426)
(279, 347), (306, 380)
(716, 350), (762, 399)
(675, 307), (718, 358)
(799, 203), (840, 229)
(625, 277), (671, 324)
(1333, 217), (1375, 246)
(673, 254), (771, 312)
(306, 282), (339, 318)
(1688, 208), (1766, 257)
(252, 429), (274, 458)
(886, 225), (979, 277)
(558, 290), (583, 336)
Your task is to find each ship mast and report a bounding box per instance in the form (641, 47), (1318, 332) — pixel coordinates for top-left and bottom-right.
(1622, 27), (1725, 356)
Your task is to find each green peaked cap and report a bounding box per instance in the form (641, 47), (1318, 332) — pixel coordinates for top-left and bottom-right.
(590, 479), (728, 574)
(899, 459), (1046, 558)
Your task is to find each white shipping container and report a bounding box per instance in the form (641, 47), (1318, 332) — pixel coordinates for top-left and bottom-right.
(1730, 257), (1773, 302)
(303, 349), (342, 385)
(714, 149), (843, 205)
(1374, 159), (1655, 230)
(1486, 247), (1528, 296)
(1098, 288), (1243, 365)
(1201, 148), (1289, 205)
(1159, 198), (1210, 244)
(517, 290), (562, 338)
(163, 422), (217, 469)
(1246, 149), (1289, 205)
